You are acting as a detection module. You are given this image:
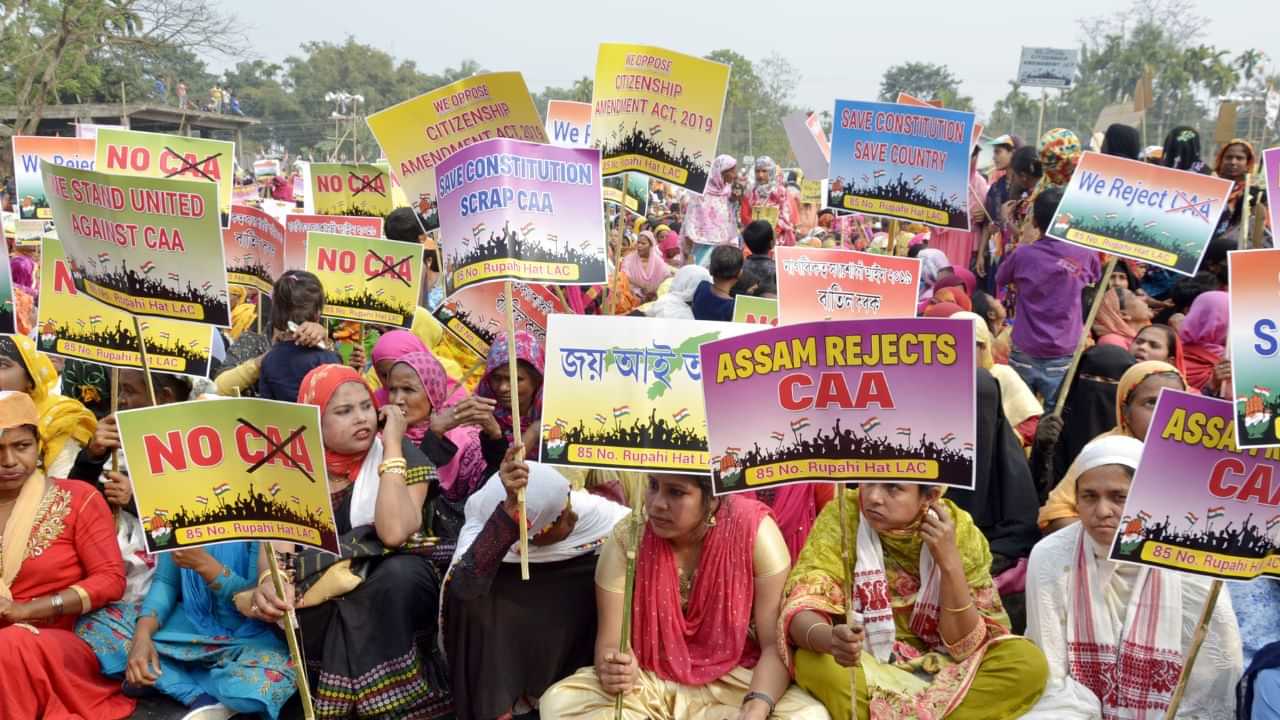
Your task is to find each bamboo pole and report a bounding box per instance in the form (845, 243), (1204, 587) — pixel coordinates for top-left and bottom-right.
(109, 368), (120, 472)
(837, 488), (860, 719)
(502, 280), (529, 580)
(1163, 579), (1223, 719)
(1037, 89), (1047, 142)
(613, 483), (645, 720)
(1237, 170), (1254, 252)
(132, 316), (157, 406)
(1051, 257), (1118, 417)
(266, 549), (316, 720)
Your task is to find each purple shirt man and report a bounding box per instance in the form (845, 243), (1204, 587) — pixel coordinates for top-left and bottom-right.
(996, 235), (1100, 358)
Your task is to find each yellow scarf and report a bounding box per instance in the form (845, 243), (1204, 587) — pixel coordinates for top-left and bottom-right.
(0, 471), (47, 600)
(6, 334), (97, 473)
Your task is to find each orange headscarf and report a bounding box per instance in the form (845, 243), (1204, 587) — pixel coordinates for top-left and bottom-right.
(297, 364), (377, 480)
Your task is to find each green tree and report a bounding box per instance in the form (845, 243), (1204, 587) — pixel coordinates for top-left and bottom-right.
(533, 75), (593, 116)
(0, 0), (240, 134)
(278, 37), (478, 160)
(877, 62), (974, 111)
(1005, 0), (1242, 147)
(704, 49), (796, 161)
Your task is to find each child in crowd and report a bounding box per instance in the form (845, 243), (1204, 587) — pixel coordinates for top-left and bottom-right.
(256, 271), (341, 401)
(691, 244), (743, 322)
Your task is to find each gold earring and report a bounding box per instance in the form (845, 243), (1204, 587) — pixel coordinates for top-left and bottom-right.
(706, 513), (717, 527)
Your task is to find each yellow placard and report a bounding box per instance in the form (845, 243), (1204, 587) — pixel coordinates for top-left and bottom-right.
(366, 72), (547, 212)
(590, 43), (730, 194)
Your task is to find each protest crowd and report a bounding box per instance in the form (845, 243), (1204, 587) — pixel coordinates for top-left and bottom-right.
(2, 25), (1280, 720)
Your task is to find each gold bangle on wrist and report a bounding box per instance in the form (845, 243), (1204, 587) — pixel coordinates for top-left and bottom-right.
(378, 458), (407, 476)
(943, 601), (974, 614)
(803, 621), (832, 650)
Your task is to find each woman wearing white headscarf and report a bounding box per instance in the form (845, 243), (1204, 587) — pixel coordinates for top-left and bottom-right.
(1023, 435), (1242, 719)
(682, 154), (739, 266)
(442, 451), (630, 720)
(644, 264), (712, 320)
(740, 156), (796, 247)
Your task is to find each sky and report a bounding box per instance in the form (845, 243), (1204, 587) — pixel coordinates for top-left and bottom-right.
(210, 0), (1273, 120)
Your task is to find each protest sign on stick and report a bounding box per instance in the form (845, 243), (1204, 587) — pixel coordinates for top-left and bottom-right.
(1264, 147), (1279, 237)
(94, 128), (235, 221)
(590, 43), (730, 194)
(225, 204), (286, 295)
(540, 315), (757, 475)
(1110, 389), (1280, 580)
(1047, 152), (1232, 276)
(1016, 47), (1079, 89)
(827, 99), (976, 230)
(305, 231), (422, 328)
(10, 136), (96, 233)
(368, 72), (547, 216)
(305, 162), (393, 217)
(895, 93), (983, 150)
(433, 279), (563, 357)
(1106, 389), (1280, 716)
(41, 161), (232, 326)
(732, 295), (778, 326)
(602, 173), (649, 217)
(775, 246), (920, 324)
(545, 100), (593, 149)
(435, 137), (606, 294)
(283, 214), (383, 272)
(700, 318), (976, 494)
(1228, 248), (1280, 448)
(782, 111), (830, 181)
(118, 398), (338, 555)
(0, 243), (14, 335)
(37, 237), (216, 376)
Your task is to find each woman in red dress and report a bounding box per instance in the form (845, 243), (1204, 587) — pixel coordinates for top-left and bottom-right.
(0, 390), (133, 719)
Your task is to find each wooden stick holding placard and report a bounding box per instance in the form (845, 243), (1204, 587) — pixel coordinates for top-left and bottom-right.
(1237, 171), (1254, 252)
(1037, 89), (1047, 143)
(109, 368), (120, 472)
(267, 548), (317, 720)
(614, 483), (645, 720)
(502, 280), (530, 580)
(605, 230), (622, 315)
(131, 316), (158, 406)
(1051, 257), (1118, 417)
(1163, 579), (1224, 719)
(837, 488), (860, 720)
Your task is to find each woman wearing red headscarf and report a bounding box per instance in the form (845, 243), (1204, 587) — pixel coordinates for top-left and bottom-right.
(250, 365), (453, 719)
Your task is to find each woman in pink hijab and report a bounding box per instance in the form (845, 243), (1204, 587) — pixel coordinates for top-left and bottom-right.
(682, 154), (739, 265)
(620, 230), (672, 302)
(1178, 290), (1229, 392)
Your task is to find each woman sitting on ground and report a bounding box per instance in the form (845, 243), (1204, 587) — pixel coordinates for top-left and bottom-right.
(475, 331), (545, 458)
(782, 484), (1048, 719)
(251, 364), (453, 719)
(385, 350), (500, 545)
(0, 390), (134, 718)
(540, 473), (829, 719)
(444, 454), (629, 720)
(1040, 360), (1186, 532)
(77, 542), (296, 719)
(1023, 435), (1242, 718)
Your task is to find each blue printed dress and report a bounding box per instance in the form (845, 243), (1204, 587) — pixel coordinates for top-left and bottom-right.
(76, 541), (296, 718)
